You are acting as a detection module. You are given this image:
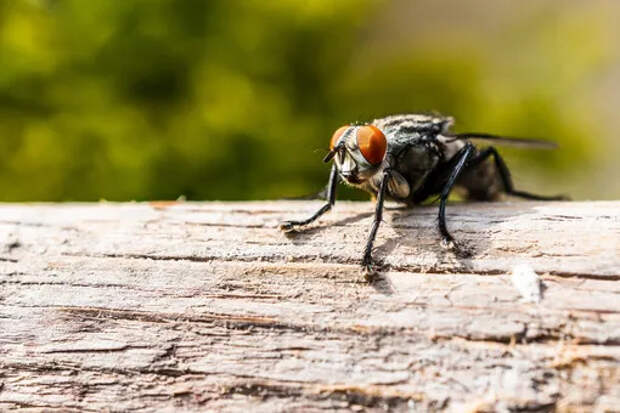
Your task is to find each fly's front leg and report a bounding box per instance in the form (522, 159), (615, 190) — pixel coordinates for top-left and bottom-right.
(362, 169), (391, 277)
(279, 165), (339, 232)
(438, 143), (475, 250)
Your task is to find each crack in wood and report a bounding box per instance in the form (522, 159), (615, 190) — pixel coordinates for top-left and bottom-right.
(42, 345), (151, 354)
(56, 252), (620, 281)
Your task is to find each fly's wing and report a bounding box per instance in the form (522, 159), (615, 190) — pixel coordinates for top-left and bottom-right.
(445, 133), (558, 149)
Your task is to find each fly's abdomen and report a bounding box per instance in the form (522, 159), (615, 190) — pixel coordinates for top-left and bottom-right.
(457, 157), (504, 201)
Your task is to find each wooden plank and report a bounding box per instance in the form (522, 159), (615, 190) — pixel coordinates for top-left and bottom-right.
(0, 201), (619, 411)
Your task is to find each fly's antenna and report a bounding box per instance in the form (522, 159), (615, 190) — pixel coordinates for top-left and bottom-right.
(323, 142), (344, 163)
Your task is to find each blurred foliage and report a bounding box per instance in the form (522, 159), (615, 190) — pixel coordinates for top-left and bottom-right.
(0, 0), (614, 201)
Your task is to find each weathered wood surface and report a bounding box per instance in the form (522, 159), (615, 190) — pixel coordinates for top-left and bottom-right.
(0, 201), (619, 412)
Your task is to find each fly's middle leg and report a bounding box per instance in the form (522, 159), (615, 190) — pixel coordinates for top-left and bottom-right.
(362, 169), (391, 278)
(279, 165), (339, 232)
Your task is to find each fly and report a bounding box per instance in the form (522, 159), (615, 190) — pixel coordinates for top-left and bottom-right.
(280, 113), (567, 276)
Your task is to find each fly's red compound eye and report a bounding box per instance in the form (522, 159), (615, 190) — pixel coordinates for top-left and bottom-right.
(330, 125), (349, 150)
(356, 125), (387, 165)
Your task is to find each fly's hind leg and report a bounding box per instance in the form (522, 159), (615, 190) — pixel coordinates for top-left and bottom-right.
(279, 165), (339, 232)
(469, 146), (568, 201)
(438, 143), (476, 250)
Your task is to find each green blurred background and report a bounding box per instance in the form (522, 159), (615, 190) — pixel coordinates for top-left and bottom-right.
(1, 0), (619, 201)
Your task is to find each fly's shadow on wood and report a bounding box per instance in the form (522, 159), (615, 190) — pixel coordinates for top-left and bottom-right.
(374, 203), (539, 274)
(374, 208), (479, 275)
(365, 271), (396, 295)
(280, 202), (540, 282)
(282, 211), (373, 246)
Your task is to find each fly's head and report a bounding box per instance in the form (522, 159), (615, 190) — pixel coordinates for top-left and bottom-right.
(323, 124), (387, 185)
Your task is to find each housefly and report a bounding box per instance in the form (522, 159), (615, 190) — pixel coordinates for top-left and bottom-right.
(280, 114), (566, 275)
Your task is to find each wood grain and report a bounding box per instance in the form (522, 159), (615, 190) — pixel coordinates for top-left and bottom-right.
(0, 201), (619, 412)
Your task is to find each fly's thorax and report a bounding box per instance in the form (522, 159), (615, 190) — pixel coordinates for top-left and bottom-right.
(383, 139), (443, 197)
